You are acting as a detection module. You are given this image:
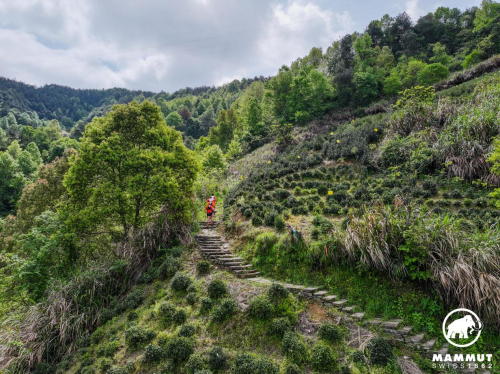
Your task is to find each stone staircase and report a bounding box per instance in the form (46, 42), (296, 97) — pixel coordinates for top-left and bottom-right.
(194, 221), (487, 373)
(195, 221), (260, 279)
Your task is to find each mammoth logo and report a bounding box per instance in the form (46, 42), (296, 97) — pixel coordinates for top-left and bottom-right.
(443, 308), (483, 348)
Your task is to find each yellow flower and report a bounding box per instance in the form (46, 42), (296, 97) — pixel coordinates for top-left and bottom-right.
(240, 176), (243, 180)
(374, 128), (378, 132)
(267, 160), (271, 164)
(328, 191), (333, 195)
(336, 139), (340, 143)
(330, 132), (334, 135)
(297, 156), (301, 159)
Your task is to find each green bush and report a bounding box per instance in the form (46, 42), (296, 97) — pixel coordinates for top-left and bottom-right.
(186, 293), (197, 305)
(351, 350), (366, 364)
(97, 357), (113, 372)
(171, 273), (192, 292)
(207, 279), (228, 299)
(264, 211), (278, 227)
(211, 298), (237, 323)
(165, 336), (194, 364)
(125, 326), (156, 350)
(158, 256), (180, 279)
(90, 327), (105, 345)
(97, 340), (120, 357)
(199, 297), (213, 314)
(158, 302), (176, 326)
(232, 353), (279, 374)
(173, 309), (187, 325)
(143, 344), (164, 363)
(268, 283), (289, 301)
(248, 297), (273, 320)
(186, 353), (206, 374)
(179, 324), (195, 338)
(252, 215), (262, 226)
(367, 338), (393, 366)
(281, 332), (308, 364)
(127, 311), (138, 321)
(208, 346), (228, 370)
(284, 363), (301, 374)
(340, 364), (352, 374)
(124, 287), (144, 309)
(310, 343), (336, 371)
(317, 322), (343, 343)
(274, 216), (286, 231)
(196, 260), (211, 276)
(33, 363), (55, 374)
(268, 317), (291, 338)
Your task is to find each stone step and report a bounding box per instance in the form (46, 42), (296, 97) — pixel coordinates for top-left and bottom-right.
(228, 265), (253, 270)
(422, 339), (435, 351)
(342, 306), (356, 313)
(381, 319), (403, 329)
(352, 312), (365, 320)
(200, 248), (227, 252)
(322, 295), (337, 302)
(434, 347), (448, 355)
(235, 269), (258, 274)
(408, 333), (424, 344)
(332, 299), (348, 308)
(313, 291), (328, 297)
(223, 261), (245, 266)
(217, 257), (243, 262)
(238, 272), (260, 278)
(285, 284), (305, 292)
(367, 318), (383, 326)
(302, 287), (320, 293)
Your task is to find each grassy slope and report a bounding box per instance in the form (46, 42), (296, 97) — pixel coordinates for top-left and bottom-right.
(220, 76), (500, 360)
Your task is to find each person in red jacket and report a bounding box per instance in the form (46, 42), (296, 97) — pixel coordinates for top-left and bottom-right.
(205, 196), (216, 225)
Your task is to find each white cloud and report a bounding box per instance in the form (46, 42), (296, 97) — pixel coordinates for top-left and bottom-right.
(405, 0), (424, 20)
(257, 1), (353, 72)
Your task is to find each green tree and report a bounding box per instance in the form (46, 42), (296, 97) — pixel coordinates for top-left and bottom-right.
(0, 151), (25, 212)
(166, 112), (183, 130)
(7, 140), (22, 159)
(489, 136), (500, 207)
(63, 101), (199, 237)
(203, 145), (227, 170)
(48, 137), (80, 161)
(417, 63), (449, 86)
(429, 42), (452, 66)
(208, 108), (239, 152)
(473, 0), (500, 32)
(383, 71), (402, 96)
(271, 123), (294, 147)
(354, 71), (379, 105)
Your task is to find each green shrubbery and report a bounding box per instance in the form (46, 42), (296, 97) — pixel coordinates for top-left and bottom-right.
(248, 296), (273, 320)
(281, 332), (308, 364)
(208, 346), (228, 370)
(367, 338), (393, 366)
(196, 260), (211, 275)
(268, 317), (291, 338)
(232, 353), (279, 374)
(143, 344), (163, 363)
(317, 322), (343, 343)
(207, 279), (228, 299)
(125, 326), (156, 350)
(310, 343), (336, 371)
(211, 298), (237, 322)
(170, 273), (192, 292)
(268, 283), (289, 301)
(165, 336), (194, 364)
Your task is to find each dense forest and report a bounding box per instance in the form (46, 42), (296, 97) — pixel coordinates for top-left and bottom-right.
(1, 1), (500, 373)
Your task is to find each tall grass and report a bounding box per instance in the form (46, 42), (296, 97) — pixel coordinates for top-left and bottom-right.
(331, 199), (500, 326)
(0, 205), (189, 372)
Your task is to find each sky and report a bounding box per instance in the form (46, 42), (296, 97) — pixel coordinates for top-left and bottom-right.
(0, 0), (481, 93)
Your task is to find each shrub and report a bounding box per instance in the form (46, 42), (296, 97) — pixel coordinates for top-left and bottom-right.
(171, 273), (192, 292)
(281, 332), (308, 364)
(211, 298), (237, 323)
(208, 346), (228, 370)
(367, 338), (393, 366)
(91, 327), (105, 345)
(186, 353), (205, 374)
(158, 302), (176, 326)
(97, 357), (113, 372)
(196, 260), (211, 276)
(252, 215), (262, 226)
(200, 297), (214, 314)
(125, 326), (156, 350)
(127, 311), (138, 321)
(268, 283), (289, 301)
(173, 309), (187, 325)
(179, 324), (195, 338)
(274, 216), (286, 231)
(124, 287), (144, 309)
(232, 353), (279, 374)
(264, 211), (277, 227)
(97, 340), (120, 357)
(310, 343), (336, 371)
(284, 363), (301, 374)
(186, 293), (197, 306)
(143, 344), (164, 363)
(165, 336), (194, 364)
(158, 256), (180, 279)
(268, 317), (291, 338)
(340, 365), (352, 374)
(207, 279), (228, 299)
(351, 350), (366, 364)
(33, 363), (55, 374)
(248, 297), (273, 320)
(317, 322), (343, 343)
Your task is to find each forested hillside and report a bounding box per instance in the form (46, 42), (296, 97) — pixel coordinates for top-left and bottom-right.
(1, 1), (500, 373)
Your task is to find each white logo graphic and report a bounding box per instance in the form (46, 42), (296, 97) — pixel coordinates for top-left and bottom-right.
(442, 308), (483, 348)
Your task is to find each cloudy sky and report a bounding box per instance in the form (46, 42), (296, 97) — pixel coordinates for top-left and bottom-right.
(0, 0), (480, 92)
